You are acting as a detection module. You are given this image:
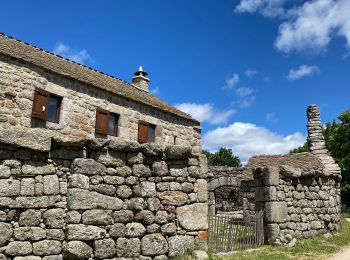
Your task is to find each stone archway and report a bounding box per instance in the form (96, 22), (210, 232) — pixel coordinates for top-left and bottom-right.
(207, 166), (254, 216)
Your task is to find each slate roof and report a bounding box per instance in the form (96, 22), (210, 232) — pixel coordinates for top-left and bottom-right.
(0, 33), (199, 124)
(243, 152), (324, 179)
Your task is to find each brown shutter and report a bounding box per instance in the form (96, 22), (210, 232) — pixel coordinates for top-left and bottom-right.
(95, 108), (109, 135)
(31, 88), (49, 120)
(138, 120), (149, 143)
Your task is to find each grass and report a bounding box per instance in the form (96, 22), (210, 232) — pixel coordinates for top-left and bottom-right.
(175, 219), (350, 260)
(213, 219), (350, 260)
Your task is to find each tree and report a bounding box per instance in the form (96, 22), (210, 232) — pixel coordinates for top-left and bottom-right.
(203, 147), (241, 167)
(290, 142), (309, 154)
(324, 111), (350, 207)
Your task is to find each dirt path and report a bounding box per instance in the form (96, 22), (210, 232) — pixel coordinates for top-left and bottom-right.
(329, 219), (350, 260)
(330, 246), (350, 260)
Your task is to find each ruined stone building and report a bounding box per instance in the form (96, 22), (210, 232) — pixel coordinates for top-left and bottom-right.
(208, 105), (342, 243)
(0, 33), (208, 259)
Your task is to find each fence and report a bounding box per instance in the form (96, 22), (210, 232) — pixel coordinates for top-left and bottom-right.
(208, 209), (264, 253)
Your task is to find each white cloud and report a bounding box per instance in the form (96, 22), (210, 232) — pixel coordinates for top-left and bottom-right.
(203, 122), (305, 163)
(53, 43), (91, 64)
(235, 0), (289, 18)
(223, 73), (240, 90)
(175, 103), (236, 125)
(275, 0), (350, 53)
(237, 95), (256, 108)
(150, 87), (160, 96)
(266, 112), (279, 123)
(223, 74), (256, 107)
(287, 65), (320, 80)
(236, 0), (350, 54)
(245, 69), (258, 78)
(235, 86), (254, 97)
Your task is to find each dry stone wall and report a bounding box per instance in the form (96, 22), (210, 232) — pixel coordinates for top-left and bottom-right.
(0, 136), (208, 259)
(254, 166), (341, 243)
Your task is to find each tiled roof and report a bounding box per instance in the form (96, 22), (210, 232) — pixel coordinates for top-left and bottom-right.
(245, 153), (324, 175)
(0, 33), (199, 124)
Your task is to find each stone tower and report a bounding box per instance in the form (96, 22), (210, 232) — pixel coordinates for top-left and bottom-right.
(306, 104), (341, 175)
(132, 66), (150, 92)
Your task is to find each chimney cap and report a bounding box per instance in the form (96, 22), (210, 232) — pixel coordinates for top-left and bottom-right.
(133, 66), (148, 78)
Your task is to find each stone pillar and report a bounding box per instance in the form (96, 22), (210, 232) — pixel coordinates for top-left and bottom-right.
(253, 166), (286, 243)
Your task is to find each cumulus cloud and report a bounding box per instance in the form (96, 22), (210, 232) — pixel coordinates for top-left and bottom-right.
(287, 65), (320, 80)
(236, 0), (350, 54)
(223, 73), (240, 90)
(276, 0), (350, 53)
(53, 43), (91, 64)
(203, 122), (305, 163)
(245, 69), (258, 78)
(175, 103), (236, 125)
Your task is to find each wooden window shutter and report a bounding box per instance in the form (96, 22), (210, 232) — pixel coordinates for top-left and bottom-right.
(138, 120), (149, 143)
(32, 88), (49, 120)
(95, 108), (109, 135)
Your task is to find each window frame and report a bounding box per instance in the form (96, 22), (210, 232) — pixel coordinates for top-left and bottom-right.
(108, 112), (119, 137)
(138, 120), (156, 143)
(95, 108), (120, 137)
(148, 123), (156, 143)
(31, 88), (62, 123)
(47, 93), (63, 123)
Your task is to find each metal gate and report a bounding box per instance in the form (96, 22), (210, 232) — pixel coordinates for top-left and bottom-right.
(208, 210), (264, 253)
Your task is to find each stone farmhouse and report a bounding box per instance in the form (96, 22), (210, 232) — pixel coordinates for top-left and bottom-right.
(0, 33), (201, 154)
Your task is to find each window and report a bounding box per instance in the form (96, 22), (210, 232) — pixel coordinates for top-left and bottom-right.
(148, 124), (156, 142)
(31, 88), (62, 123)
(95, 108), (119, 136)
(108, 113), (119, 136)
(138, 120), (156, 143)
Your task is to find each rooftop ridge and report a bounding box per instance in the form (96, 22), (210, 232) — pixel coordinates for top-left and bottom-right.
(0, 33), (198, 124)
(1, 33), (132, 85)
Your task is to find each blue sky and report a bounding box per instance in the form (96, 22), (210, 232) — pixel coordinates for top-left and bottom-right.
(1, 0), (349, 162)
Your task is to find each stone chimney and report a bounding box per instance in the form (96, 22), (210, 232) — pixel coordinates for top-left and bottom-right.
(132, 66), (149, 92)
(306, 104), (327, 155)
(307, 104), (341, 175)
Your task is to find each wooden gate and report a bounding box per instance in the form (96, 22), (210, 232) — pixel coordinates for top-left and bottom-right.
(208, 210), (264, 253)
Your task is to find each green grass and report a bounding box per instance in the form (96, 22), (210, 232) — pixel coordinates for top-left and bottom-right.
(175, 219), (350, 260)
(211, 219), (350, 260)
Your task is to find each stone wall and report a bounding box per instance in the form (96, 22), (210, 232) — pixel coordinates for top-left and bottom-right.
(207, 166), (254, 217)
(0, 55), (201, 154)
(0, 136), (208, 259)
(254, 105), (342, 244)
(254, 166), (341, 243)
